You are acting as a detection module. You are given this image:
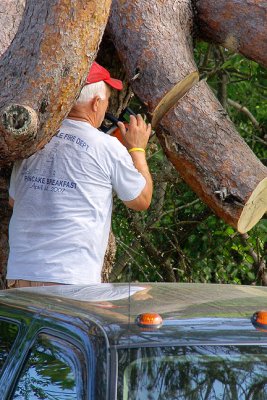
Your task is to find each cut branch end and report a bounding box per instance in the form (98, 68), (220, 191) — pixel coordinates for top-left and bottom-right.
(151, 71), (199, 128)
(237, 177), (267, 233)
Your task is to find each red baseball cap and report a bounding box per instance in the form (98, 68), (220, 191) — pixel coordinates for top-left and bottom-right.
(85, 61), (123, 91)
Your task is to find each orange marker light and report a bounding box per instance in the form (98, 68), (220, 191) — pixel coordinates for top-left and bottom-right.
(251, 311), (267, 330)
(136, 313), (163, 329)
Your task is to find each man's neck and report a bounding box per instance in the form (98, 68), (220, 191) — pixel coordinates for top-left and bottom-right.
(67, 116), (93, 125)
(67, 106), (97, 127)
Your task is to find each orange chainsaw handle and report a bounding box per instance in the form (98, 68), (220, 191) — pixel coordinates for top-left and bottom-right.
(110, 123), (129, 144)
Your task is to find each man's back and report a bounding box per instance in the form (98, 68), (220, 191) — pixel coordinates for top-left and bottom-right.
(7, 119), (145, 284)
(6, 62), (152, 288)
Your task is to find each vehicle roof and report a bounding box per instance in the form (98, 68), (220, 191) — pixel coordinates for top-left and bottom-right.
(1, 283), (267, 346)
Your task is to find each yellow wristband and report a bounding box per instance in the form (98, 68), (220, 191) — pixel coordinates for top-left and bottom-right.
(128, 147), (145, 153)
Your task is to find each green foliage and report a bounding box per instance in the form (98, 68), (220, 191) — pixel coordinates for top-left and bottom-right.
(112, 41), (267, 285)
(196, 42), (267, 157)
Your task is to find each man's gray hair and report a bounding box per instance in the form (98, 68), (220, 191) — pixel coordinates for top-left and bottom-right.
(76, 81), (108, 103)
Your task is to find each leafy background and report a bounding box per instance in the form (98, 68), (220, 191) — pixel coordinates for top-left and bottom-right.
(111, 41), (267, 285)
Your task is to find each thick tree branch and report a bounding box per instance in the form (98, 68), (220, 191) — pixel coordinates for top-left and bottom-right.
(0, 0), (111, 164)
(196, 0), (267, 68)
(109, 0), (267, 233)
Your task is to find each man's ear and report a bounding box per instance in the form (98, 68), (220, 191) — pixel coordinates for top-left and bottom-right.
(91, 96), (100, 112)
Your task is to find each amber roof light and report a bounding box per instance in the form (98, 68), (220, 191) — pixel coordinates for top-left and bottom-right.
(136, 313), (163, 329)
(251, 311), (267, 330)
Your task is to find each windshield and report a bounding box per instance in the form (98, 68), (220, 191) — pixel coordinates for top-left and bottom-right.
(117, 345), (267, 399)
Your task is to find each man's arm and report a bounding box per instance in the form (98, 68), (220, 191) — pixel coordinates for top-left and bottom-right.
(123, 151), (152, 210)
(9, 197), (14, 208)
(118, 114), (153, 211)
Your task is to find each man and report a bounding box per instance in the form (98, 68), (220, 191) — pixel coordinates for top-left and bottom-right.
(7, 62), (152, 287)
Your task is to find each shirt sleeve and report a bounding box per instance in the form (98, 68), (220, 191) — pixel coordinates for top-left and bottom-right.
(111, 147), (146, 202)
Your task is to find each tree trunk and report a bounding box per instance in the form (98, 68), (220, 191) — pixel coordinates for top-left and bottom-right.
(0, 167), (12, 288)
(196, 0), (267, 68)
(108, 0), (267, 233)
(0, 0), (111, 164)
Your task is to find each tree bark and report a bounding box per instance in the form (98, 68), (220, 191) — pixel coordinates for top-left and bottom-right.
(0, 0), (25, 56)
(0, 0), (111, 165)
(0, 167), (12, 288)
(108, 0), (267, 233)
(196, 0), (267, 69)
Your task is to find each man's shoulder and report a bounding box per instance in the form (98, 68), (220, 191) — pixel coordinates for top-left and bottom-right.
(60, 119), (129, 157)
(61, 118), (97, 134)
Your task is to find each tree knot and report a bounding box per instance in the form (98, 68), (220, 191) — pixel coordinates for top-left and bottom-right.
(0, 104), (38, 139)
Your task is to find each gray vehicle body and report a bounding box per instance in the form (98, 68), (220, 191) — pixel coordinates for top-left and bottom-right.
(0, 283), (267, 399)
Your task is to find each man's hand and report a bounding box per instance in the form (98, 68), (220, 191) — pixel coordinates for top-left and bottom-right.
(117, 114), (151, 150)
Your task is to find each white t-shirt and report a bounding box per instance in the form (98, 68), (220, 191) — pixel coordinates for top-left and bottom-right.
(7, 119), (146, 284)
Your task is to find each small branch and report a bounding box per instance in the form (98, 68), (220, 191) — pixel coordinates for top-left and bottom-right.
(240, 233), (267, 285)
(199, 43), (212, 70)
(110, 238), (148, 281)
(227, 98), (261, 131)
(158, 199), (200, 220)
(131, 213), (177, 282)
(217, 71), (228, 109)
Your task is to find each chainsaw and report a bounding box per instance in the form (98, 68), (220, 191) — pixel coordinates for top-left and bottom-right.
(100, 70), (200, 142)
(100, 107), (136, 144)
